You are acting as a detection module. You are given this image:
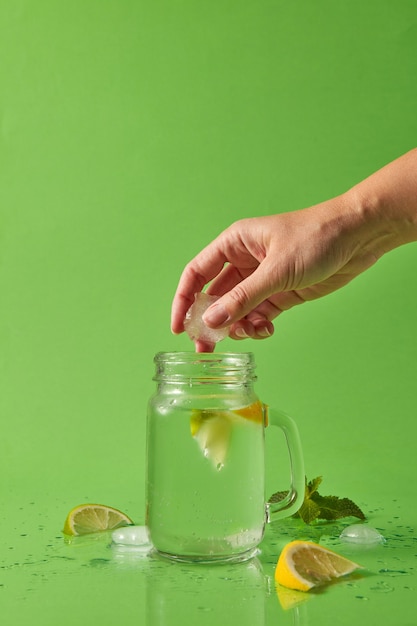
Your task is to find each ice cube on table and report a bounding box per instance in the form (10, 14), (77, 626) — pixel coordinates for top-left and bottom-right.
(111, 525), (151, 549)
(340, 524), (385, 545)
(184, 292), (230, 344)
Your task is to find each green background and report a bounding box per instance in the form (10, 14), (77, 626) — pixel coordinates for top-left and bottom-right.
(1, 1), (416, 624)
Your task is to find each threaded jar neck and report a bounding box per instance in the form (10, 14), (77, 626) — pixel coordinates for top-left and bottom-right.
(153, 352), (257, 385)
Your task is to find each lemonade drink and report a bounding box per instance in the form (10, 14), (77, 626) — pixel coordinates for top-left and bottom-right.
(146, 395), (266, 562)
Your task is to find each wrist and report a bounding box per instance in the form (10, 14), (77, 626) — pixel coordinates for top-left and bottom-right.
(346, 149), (417, 252)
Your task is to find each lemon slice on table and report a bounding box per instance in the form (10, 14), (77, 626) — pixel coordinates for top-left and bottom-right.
(63, 504), (133, 536)
(275, 540), (362, 591)
(190, 400), (265, 469)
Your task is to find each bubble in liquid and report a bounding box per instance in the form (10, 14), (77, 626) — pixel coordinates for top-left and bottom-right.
(340, 524), (385, 545)
(111, 525), (151, 549)
(184, 292), (230, 344)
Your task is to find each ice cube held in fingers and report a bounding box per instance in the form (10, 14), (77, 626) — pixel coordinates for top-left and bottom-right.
(184, 292), (230, 345)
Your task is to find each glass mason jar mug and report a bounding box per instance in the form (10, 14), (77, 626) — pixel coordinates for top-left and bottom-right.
(146, 352), (304, 563)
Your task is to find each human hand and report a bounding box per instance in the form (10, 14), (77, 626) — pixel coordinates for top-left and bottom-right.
(171, 197), (378, 351)
(171, 149), (417, 352)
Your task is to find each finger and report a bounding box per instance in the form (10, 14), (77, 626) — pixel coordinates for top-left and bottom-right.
(250, 317), (275, 339)
(229, 314), (275, 341)
(202, 261), (278, 329)
(171, 292), (196, 334)
(171, 244), (228, 334)
(229, 319), (256, 340)
(195, 339), (216, 353)
(206, 263), (250, 298)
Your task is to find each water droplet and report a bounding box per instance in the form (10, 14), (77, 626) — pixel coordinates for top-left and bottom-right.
(370, 581), (395, 593)
(89, 558), (111, 568)
(381, 568), (409, 577)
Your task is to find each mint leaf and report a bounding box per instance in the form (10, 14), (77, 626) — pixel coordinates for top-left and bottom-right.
(297, 497), (321, 524)
(268, 490), (289, 505)
(306, 476), (322, 497)
(310, 493), (366, 521)
(268, 476), (366, 524)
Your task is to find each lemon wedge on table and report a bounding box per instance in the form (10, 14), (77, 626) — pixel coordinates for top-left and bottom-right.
(275, 540), (362, 591)
(190, 400), (265, 469)
(63, 504), (133, 536)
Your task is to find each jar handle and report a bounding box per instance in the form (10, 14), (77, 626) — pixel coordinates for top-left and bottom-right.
(264, 406), (305, 522)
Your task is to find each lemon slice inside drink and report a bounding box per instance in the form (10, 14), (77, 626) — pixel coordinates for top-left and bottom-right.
(190, 401), (265, 469)
(190, 410), (232, 470)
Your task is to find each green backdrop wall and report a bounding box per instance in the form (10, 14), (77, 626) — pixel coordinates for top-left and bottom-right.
(1, 0), (416, 544)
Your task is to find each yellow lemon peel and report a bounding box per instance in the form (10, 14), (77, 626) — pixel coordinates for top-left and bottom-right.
(275, 540), (362, 591)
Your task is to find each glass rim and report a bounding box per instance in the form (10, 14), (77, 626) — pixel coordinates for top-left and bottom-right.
(154, 351), (255, 362)
(153, 351), (257, 382)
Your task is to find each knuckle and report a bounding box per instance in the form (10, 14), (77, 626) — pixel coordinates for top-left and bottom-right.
(183, 264), (207, 292)
(229, 283), (251, 310)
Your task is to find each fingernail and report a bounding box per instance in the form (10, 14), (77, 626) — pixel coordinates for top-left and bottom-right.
(256, 327), (272, 338)
(235, 328), (249, 338)
(203, 303), (230, 327)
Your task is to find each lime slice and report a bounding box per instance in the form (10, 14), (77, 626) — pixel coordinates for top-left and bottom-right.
(63, 503), (133, 536)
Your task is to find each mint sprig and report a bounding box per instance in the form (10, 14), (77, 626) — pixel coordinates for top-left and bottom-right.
(269, 476), (366, 525)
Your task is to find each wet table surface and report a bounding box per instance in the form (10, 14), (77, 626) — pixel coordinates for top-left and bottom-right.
(2, 493), (416, 626)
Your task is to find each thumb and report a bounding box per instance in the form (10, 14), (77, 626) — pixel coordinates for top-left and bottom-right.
(203, 264), (277, 328)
